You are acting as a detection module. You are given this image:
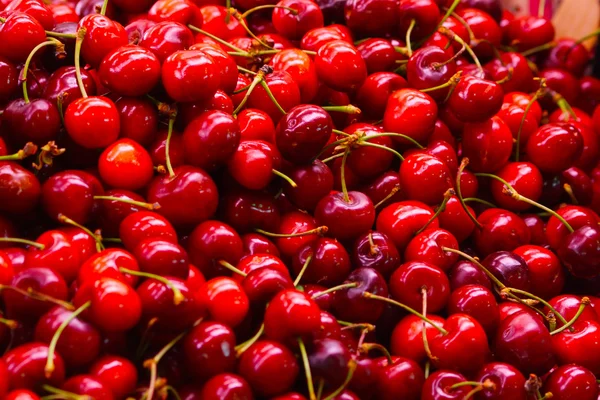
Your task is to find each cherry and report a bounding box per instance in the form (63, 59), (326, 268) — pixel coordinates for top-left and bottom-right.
(3, 267), (69, 322)
(473, 208), (530, 256)
(375, 356), (424, 400)
(421, 370), (470, 400)
(242, 233), (280, 256)
(242, 266), (294, 305)
(505, 15), (554, 51)
(237, 108), (277, 142)
(474, 362), (528, 400)
(545, 205), (599, 250)
(24, 230), (80, 284)
(376, 200), (439, 251)
(284, 160), (333, 211)
(4, 390), (40, 400)
(112, 97), (158, 146)
(292, 237), (350, 285)
(61, 375), (114, 400)
(513, 245), (564, 300)
(148, 0), (201, 25)
(447, 76), (503, 123)
(558, 225), (600, 278)
(526, 122), (584, 174)
(547, 294), (598, 328)
(72, 277), (142, 332)
(494, 310), (555, 375)
(448, 284), (499, 334)
(489, 162), (543, 212)
(276, 104), (332, 164)
(553, 319), (600, 375)
(300, 25), (352, 52)
(202, 277), (249, 328)
(183, 321), (236, 380)
(315, 39), (367, 92)
(197, 5), (246, 40)
(162, 50), (220, 102)
(521, 214), (547, 246)
(200, 373), (254, 400)
(496, 103), (539, 151)
(462, 116), (513, 172)
(64, 95), (120, 149)
(400, 153), (453, 205)
(89, 355), (138, 400)
(76, 14), (128, 67)
(188, 220), (243, 278)
(271, 0), (324, 40)
(332, 267), (388, 323)
(131, 238), (188, 279)
(352, 231), (401, 278)
(543, 364), (598, 400)
(139, 21), (194, 63)
(4, 342), (65, 391)
(315, 191), (375, 241)
(264, 289), (320, 341)
(227, 140), (284, 190)
(238, 340), (299, 397)
(482, 251), (531, 291)
(42, 66), (96, 110)
(220, 188), (281, 233)
(486, 52), (535, 94)
(119, 210), (177, 251)
(356, 39), (397, 73)
(406, 45), (456, 101)
(383, 88), (438, 145)
(448, 259), (492, 291)
(247, 70), (301, 124)
(0, 12), (46, 63)
(355, 72), (408, 119)
(97, 139), (154, 191)
(390, 261), (450, 313)
(147, 165), (219, 228)
(390, 313), (445, 363)
(0, 55), (18, 102)
(3, 98), (61, 145)
(0, 162), (41, 214)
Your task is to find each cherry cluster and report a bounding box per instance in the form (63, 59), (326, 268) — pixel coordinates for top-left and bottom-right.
(1, 0), (600, 398)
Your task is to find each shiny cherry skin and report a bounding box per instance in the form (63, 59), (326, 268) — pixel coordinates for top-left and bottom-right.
(344, 123), (394, 179)
(522, 214), (548, 245)
(248, 70), (301, 124)
(64, 96), (120, 149)
(332, 267), (389, 323)
(448, 76), (503, 123)
(198, 5), (246, 41)
(399, 153), (453, 205)
(227, 140), (283, 190)
(4, 342), (65, 391)
(438, 196), (476, 243)
(494, 310), (555, 375)
(220, 189), (281, 234)
(89, 355), (138, 400)
(162, 50), (220, 102)
(242, 233), (280, 257)
(456, 8), (502, 58)
(139, 21), (194, 63)
(344, 0), (399, 37)
(72, 277), (141, 333)
(315, 191), (375, 242)
(447, 284), (499, 334)
(25, 230), (79, 284)
(376, 356), (425, 400)
(77, 14), (128, 67)
(237, 109), (276, 143)
(406, 46), (456, 101)
(238, 340), (299, 397)
(133, 238), (189, 279)
(376, 200), (439, 251)
(543, 364), (598, 400)
(276, 104), (332, 164)
(62, 375), (114, 400)
(147, 165), (219, 228)
(200, 373), (253, 400)
(546, 295), (598, 328)
(448, 259), (492, 291)
(552, 320), (600, 375)
(114, 97), (158, 147)
(526, 122), (583, 174)
(242, 267), (294, 306)
(184, 321), (236, 380)
(558, 225), (600, 278)
(486, 52), (535, 94)
(284, 160), (333, 211)
(390, 261), (450, 313)
(2, 98), (61, 144)
(291, 237), (350, 285)
(4, 390), (41, 400)
(355, 72), (408, 119)
(0, 162), (41, 214)
(352, 230), (401, 278)
(482, 251), (531, 291)
(383, 88), (438, 145)
(356, 39), (397, 73)
(119, 211), (177, 251)
(43, 66), (96, 110)
(504, 15), (555, 52)
(264, 289), (320, 342)
(513, 245), (564, 300)
(98, 45), (160, 97)
(4, 267), (69, 322)
(545, 205), (599, 250)
(473, 208), (530, 256)
(0, 55), (18, 102)
(98, 139), (153, 191)
(272, 0), (324, 40)
(490, 162), (543, 211)
(474, 362), (528, 400)
(462, 116), (513, 172)
(0, 12), (46, 63)
(421, 370), (470, 400)
(202, 277), (249, 328)
(315, 40), (367, 92)
(390, 314), (446, 363)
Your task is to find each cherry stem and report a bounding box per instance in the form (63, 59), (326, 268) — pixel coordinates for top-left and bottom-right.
(58, 214), (104, 252)
(416, 189), (455, 235)
(563, 184), (579, 204)
(538, 0), (547, 17)
(237, 65), (257, 75)
(42, 386), (91, 400)
(359, 141), (404, 160)
(449, 381), (488, 389)
(456, 158), (483, 229)
(420, 70), (462, 94)
(320, 152), (345, 164)
(406, 19), (416, 57)
(362, 292), (449, 335)
(466, 380), (495, 400)
(539, 393), (554, 400)
(463, 197), (496, 208)
(0, 142), (38, 161)
(272, 169), (298, 187)
(575, 27), (600, 45)
(502, 287), (570, 327)
(323, 360), (357, 400)
(0, 285), (74, 310)
(368, 233), (378, 255)
(164, 113), (177, 178)
(421, 287), (438, 361)
(475, 172), (575, 233)
(45, 300), (91, 378)
(119, 268), (184, 305)
(187, 25), (246, 53)
(360, 342), (394, 365)
(374, 185), (401, 209)
(340, 148), (351, 203)
(260, 80), (287, 115)
(298, 338), (317, 400)
(93, 196), (160, 210)
(293, 254), (313, 286)
(255, 226), (328, 238)
(451, 11), (475, 42)
(241, 4), (298, 18)
(550, 90), (577, 119)
(21, 39), (63, 103)
(0, 237), (44, 249)
(311, 282), (358, 299)
(515, 85), (545, 161)
(550, 297), (590, 335)
(229, 8), (274, 49)
(45, 30), (77, 39)
(73, 28), (87, 98)
(441, 247), (505, 288)
(322, 105), (361, 114)
(437, 0), (461, 33)
(520, 41), (557, 57)
(233, 69), (265, 115)
(235, 323), (264, 356)
(431, 44), (466, 70)
(0, 317), (18, 329)
(217, 260), (247, 277)
(439, 26), (483, 72)
(361, 132), (425, 149)
(143, 330), (187, 400)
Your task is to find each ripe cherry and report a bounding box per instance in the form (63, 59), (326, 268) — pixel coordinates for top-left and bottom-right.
(526, 122), (584, 174)
(315, 40), (367, 92)
(202, 277), (249, 328)
(390, 261), (450, 313)
(183, 321), (236, 380)
(383, 88), (438, 145)
(400, 153), (453, 205)
(352, 231), (401, 278)
(4, 342), (65, 391)
(264, 289), (320, 341)
(139, 21), (194, 63)
(461, 116), (513, 172)
(200, 373), (254, 400)
(98, 139), (154, 191)
(64, 96), (120, 149)
(332, 267), (389, 323)
(543, 364), (598, 400)
(356, 72), (408, 119)
(89, 355), (138, 400)
(447, 76), (503, 123)
(162, 50), (220, 102)
(376, 201), (438, 251)
(473, 208), (530, 256)
(315, 191), (375, 241)
(421, 370), (470, 400)
(0, 162), (41, 215)
(474, 362), (528, 400)
(513, 245), (564, 300)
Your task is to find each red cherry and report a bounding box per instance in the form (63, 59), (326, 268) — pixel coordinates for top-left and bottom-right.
(404, 228), (459, 271)
(421, 370), (470, 400)
(200, 373), (254, 400)
(183, 321), (236, 380)
(98, 45), (161, 97)
(456, 8), (501, 58)
(0, 162), (41, 214)
(462, 116), (513, 172)
(447, 76), (504, 123)
(473, 209), (530, 256)
(62, 375), (114, 400)
(356, 72), (408, 120)
(438, 196), (476, 243)
(0, 12), (46, 63)
(376, 200), (439, 251)
(4, 343), (65, 391)
(505, 15), (554, 51)
(119, 210), (177, 251)
(448, 284), (499, 334)
(390, 260), (450, 313)
(352, 230), (401, 278)
(202, 277), (249, 327)
(332, 267), (389, 323)
(162, 50), (220, 102)
(2, 98), (61, 144)
(383, 88), (438, 145)
(552, 319), (600, 375)
(543, 364), (599, 400)
(25, 230), (80, 284)
(474, 362), (528, 400)
(513, 245), (564, 300)
(264, 289), (321, 341)
(64, 96), (120, 149)
(139, 21), (194, 63)
(77, 14), (128, 67)
(272, 0), (324, 40)
(237, 108), (276, 142)
(545, 205), (599, 250)
(356, 38), (398, 74)
(187, 220), (244, 278)
(400, 153), (453, 205)
(89, 355), (138, 400)
(133, 238), (189, 279)
(98, 139), (154, 191)
(315, 40), (367, 92)
(390, 314), (445, 363)
(315, 191), (375, 241)
(486, 52), (535, 94)
(198, 5), (246, 41)
(526, 122), (583, 174)
(291, 237), (350, 285)
(148, 0), (201, 25)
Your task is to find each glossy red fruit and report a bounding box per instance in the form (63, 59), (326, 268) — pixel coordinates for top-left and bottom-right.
(543, 364), (598, 400)
(315, 191), (376, 241)
(98, 45), (161, 97)
(4, 343), (65, 391)
(264, 289), (320, 341)
(64, 96), (120, 149)
(490, 162), (543, 211)
(183, 321), (236, 380)
(77, 14), (128, 67)
(383, 88), (438, 145)
(526, 122), (583, 174)
(447, 76), (504, 123)
(461, 116), (513, 172)
(200, 373), (254, 400)
(474, 362), (528, 400)
(62, 375), (114, 400)
(202, 277), (249, 328)
(399, 153), (453, 205)
(89, 356), (138, 400)
(0, 12), (46, 63)
(513, 245), (564, 300)
(377, 357), (425, 400)
(0, 162), (41, 214)
(552, 319), (600, 375)
(272, 0), (324, 40)
(421, 370), (470, 400)
(119, 211), (177, 251)
(473, 208), (530, 256)
(98, 139), (154, 190)
(41, 170), (102, 224)
(315, 40), (367, 92)
(376, 201), (438, 251)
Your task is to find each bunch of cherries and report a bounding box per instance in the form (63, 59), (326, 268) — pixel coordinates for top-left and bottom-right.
(1, 0), (600, 398)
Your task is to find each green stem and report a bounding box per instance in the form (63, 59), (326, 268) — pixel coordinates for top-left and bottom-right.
(93, 196), (160, 210)
(298, 338), (317, 400)
(416, 189), (455, 235)
(456, 158), (482, 229)
(358, 141), (404, 160)
(21, 40), (61, 103)
(550, 297), (589, 335)
(340, 149), (351, 203)
(272, 169), (298, 187)
(0, 237), (44, 249)
(575, 27), (600, 45)
(74, 28), (88, 98)
(241, 4), (298, 18)
(441, 247), (506, 289)
(255, 226), (328, 238)
(294, 254), (313, 287)
(515, 90), (543, 161)
(218, 260), (247, 277)
(406, 19), (416, 57)
(322, 105), (361, 114)
(165, 114), (177, 178)
(374, 185), (401, 209)
(260, 80), (287, 115)
(323, 361), (356, 400)
(235, 324), (264, 355)
(463, 197), (497, 208)
(119, 268), (184, 305)
(521, 41), (557, 57)
(188, 25), (247, 53)
(360, 132), (424, 149)
(505, 288), (570, 327)
(233, 71), (264, 115)
(57, 214), (104, 252)
(311, 282), (358, 299)
(99, 0), (109, 15)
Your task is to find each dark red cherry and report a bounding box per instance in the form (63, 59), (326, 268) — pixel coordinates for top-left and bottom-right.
(332, 267), (388, 323)
(543, 364), (598, 400)
(284, 160), (333, 211)
(352, 230), (401, 278)
(264, 289), (320, 341)
(2, 98), (61, 144)
(0, 162), (41, 214)
(355, 72), (408, 119)
(448, 259), (492, 291)
(183, 321), (236, 380)
(315, 191), (375, 241)
(309, 338), (352, 387)
(0, 56), (18, 102)
(356, 39), (398, 73)
(473, 209), (530, 256)
(61, 375), (113, 400)
(4, 343), (65, 391)
(558, 225), (600, 278)
(462, 116), (513, 172)
(220, 189), (281, 234)
(139, 21), (194, 63)
(292, 237), (350, 285)
(406, 46), (457, 101)
(200, 373), (253, 400)
(43, 66), (96, 110)
(133, 238), (189, 279)
(482, 250), (530, 291)
(474, 362), (528, 400)
(187, 220), (243, 279)
(242, 267), (294, 306)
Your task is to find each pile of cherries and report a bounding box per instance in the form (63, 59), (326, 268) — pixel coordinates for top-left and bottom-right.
(2, 0), (600, 398)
